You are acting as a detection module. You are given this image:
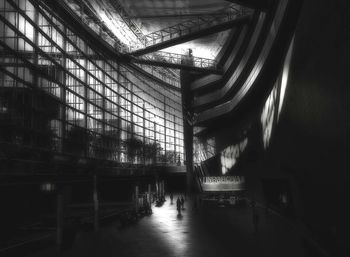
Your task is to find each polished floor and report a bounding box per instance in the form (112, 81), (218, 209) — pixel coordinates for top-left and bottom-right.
(26, 195), (306, 257)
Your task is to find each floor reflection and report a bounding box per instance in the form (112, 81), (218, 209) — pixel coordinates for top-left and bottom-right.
(148, 195), (190, 256)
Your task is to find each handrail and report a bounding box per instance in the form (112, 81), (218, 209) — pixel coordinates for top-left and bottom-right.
(132, 5), (250, 51)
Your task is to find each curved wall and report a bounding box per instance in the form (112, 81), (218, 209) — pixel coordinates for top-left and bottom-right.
(192, 0), (346, 255)
(190, 0), (302, 126)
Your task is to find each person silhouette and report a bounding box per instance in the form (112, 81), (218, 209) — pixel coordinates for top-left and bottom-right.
(176, 197), (181, 215)
(170, 193), (173, 204)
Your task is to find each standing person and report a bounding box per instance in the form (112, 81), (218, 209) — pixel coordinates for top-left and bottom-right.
(176, 197), (181, 215)
(170, 193), (173, 204)
(181, 195), (185, 210)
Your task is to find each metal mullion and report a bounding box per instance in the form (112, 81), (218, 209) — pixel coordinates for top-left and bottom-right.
(0, 36), (97, 116)
(87, 55), (175, 114)
(0, 12), (91, 102)
(173, 114), (177, 161)
(100, 60), (106, 135)
(60, 24), (67, 143)
(83, 41), (88, 134)
(121, 67), (179, 112)
(15, 0), (109, 94)
(115, 64), (122, 162)
(29, 2), (40, 145)
(0, 64), (71, 111)
(32, 0), (183, 135)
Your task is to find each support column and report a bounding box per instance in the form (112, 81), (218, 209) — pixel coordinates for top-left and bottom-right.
(135, 185), (139, 212)
(101, 61), (106, 135)
(160, 180), (164, 199)
(56, 190), (64, 251)
(163, 96), (167, 162)
(158, 181), (161, 199)
(84, 43), (88, 158)
(148, 184), (152, 205)
(155, 181), (159, 200)
(32, 6), (39, 147)
(61, 26), (67, 143)
(180, 50), (195, 194)
(93, 174), (99, 231)
(174, 114), (177, 164)
(117, 64), (121, 163)
(153, 121), (157, 164)
(143, 104), (146, 165)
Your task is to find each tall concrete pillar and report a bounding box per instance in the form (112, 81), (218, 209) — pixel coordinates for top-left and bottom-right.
(93, 174), (99, 231)
(159, 181), (163, 198)
(148, 184), (152, 205)
(56, 191), (64, 250)
(156, 181), (160, 199)
(161, 181), (165, 197)
(180, 50), (195, 195)
(135, 185), (139, 212)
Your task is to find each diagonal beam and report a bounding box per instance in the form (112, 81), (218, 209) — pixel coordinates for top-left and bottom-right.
(129, 14), (252, 57)
(55, 0), (181, 84)
(69, 0), (125, 50)
(128, 13), (239, 19)
(225, 0), (272, 10)
(107, 0), (179, 79)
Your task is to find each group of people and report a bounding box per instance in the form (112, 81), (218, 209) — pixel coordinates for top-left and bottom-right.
(169, 193), (185, 215)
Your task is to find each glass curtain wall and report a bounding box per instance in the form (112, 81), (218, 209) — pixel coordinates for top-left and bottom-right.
(0, 0), (184, 165)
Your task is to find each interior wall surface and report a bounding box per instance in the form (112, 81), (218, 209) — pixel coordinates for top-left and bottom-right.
(268, 0), (348, 253)
(195, 0), (348, 255)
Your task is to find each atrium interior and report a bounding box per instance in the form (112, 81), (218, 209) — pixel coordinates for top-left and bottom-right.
(0, 0), (347, 256)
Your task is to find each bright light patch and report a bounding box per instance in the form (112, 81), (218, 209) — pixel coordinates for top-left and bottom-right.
(89, 0), (140, 47)
(278, 37), (294, 121)
(149, 198), (189, 255)
(193, 137), (216, 164)
(261, 37), (294, 149)
(220, 138), (248, 174)
(261, 84), (278, 149)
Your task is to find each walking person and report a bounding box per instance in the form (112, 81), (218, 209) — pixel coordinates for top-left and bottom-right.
(170, 192), (173, 205)
(176, 197), (182, 215)
(181, 195), (185, 210)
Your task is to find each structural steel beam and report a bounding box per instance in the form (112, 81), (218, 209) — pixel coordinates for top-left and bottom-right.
(130, 58), (222, 74)
(129, 13), (238, 19)
(1, 49), (219, 74)
(41, 0), (180, 89)
(225, 0), (271, 10)
(135, 51), (218, 69)
(108, 0), (179, 79)
(129, 14), (252, 56)
(71, 0), (124, 50)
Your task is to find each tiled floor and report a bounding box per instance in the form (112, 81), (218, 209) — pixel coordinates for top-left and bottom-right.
(26, 195), (306, 257)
